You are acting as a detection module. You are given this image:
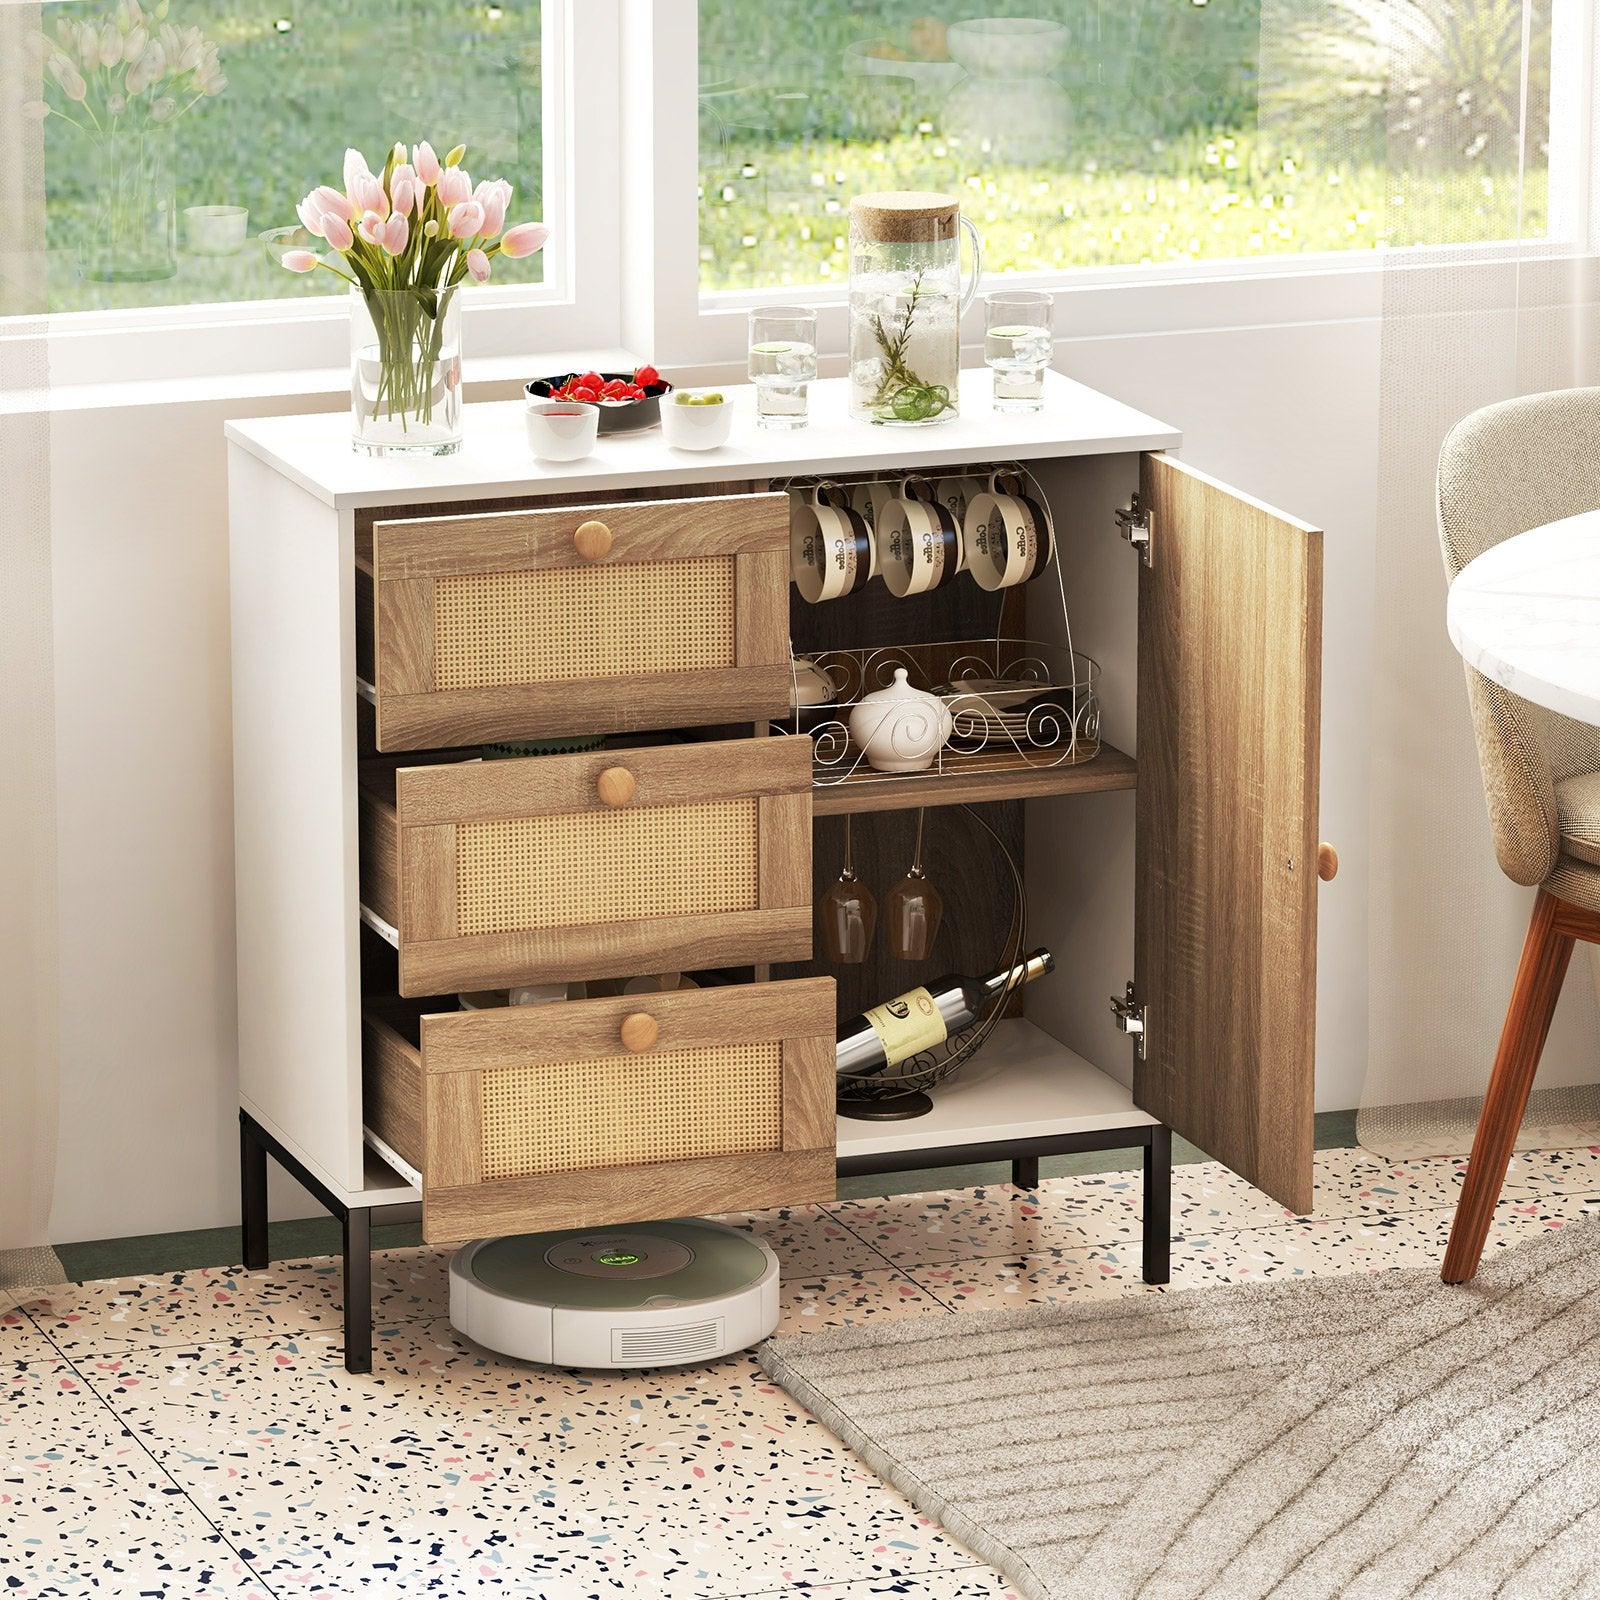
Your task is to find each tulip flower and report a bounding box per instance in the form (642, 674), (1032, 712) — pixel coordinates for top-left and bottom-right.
(474, 178), (510, 238)
(447, 200), (485, 240)
(124, 25), (147, 62)
(281, 250), (318, 272)
(99, 24), (122, 66)
(150, 96), (176, 122)
(343, 147), (372, 193)
(413, 141), (441, 186)
(498, 221), (549, 259)
(390, 171), (417, 219)
(377, 214), (409, 256)
(311, 184), (349, 222)
(50, 57), (89, 101)
(465, 248), (491, 284)
(322, 212), (354, 252)
(445, 144), (467, 167)
(350, 172), (388, 220)
(437, 167), (471, 208)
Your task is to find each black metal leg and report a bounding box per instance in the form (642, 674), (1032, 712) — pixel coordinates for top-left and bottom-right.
(240, 1113), (270, 1271)
(1010, 1156), (1040, 1190)
(342, 1206), (373, 1374)
(1142, 1125), (1172, 1286)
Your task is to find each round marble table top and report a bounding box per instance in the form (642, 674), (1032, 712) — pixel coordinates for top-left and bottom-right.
(1447, 510), (1600, 725)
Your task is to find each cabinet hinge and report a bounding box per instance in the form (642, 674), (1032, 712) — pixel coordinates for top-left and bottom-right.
(1110, 981), (1146, 1061)
(1115, 495), (1153, 567)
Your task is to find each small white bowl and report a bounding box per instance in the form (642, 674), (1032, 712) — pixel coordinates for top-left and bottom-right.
(525, 398), (599, 461)
(661, 393), (734, 451)
(184, 205), (249, 256)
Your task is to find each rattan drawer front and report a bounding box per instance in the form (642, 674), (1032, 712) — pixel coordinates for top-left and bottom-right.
(359, 735), (813, 996)
(365, 492), (789, 750)
(455, 799), (759, 935)
(433, 558), (736, 690)
(362, 977), (836, 1243)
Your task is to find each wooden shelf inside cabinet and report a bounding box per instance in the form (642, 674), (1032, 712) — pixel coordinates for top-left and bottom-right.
(810, 742), (1137, 816)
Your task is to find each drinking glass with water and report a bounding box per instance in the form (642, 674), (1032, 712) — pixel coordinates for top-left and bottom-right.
(984, 290), (1054, 412)
(748, 306), (818, 428)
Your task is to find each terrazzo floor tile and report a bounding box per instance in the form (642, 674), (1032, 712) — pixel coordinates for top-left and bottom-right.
(84, 1323), (985, 1597)
(899, 1186), (1600, 1311)
(823, 1178), (1146, 1266)
(2, 1303), (61, 1365)
(21, 1258), (368, 1359)
(775, 1265), (950, 1333)
(0, 1357), (270, 1598)
(905, 1241), (1153, 1311)
(713, 1202), (891, 1276)
(1174, 1188), (1600, 1283)
(830, 1150), (1465, 1273)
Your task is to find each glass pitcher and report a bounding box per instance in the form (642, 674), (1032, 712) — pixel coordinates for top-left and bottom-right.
(848, 191), (982, 426)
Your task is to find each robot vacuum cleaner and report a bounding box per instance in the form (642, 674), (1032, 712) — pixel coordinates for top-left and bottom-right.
(448, 1217), (779, 1369)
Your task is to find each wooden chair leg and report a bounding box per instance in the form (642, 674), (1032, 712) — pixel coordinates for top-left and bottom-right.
(1442, 889), (1577, 1284)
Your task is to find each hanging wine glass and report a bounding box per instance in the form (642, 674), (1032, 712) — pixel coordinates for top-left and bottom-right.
(886, 807), (943, 961)
(819, 814), (877, 963)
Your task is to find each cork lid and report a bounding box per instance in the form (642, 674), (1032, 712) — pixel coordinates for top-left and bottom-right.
(850, 190), (960, 243)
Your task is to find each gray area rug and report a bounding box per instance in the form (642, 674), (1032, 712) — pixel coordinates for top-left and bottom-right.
(758, 1218), (1600, 1600)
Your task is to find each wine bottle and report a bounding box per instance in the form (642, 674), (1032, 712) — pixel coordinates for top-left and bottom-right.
(835, 948), (1055, 1077)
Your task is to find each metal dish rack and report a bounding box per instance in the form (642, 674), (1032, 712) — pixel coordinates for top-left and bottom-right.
(786, 638), (1100, 792)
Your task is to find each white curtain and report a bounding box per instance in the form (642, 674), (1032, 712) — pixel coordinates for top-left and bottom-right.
(0, 0), (65, 1295)
(1265, 0), (1600, 1155)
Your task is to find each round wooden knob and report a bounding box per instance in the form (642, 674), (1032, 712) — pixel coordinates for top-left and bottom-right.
(596, 766), (636, 807)
(573, 519), (613, 561)
(1317, 842), (1339, 882)
(620, 1012), (659, 1052)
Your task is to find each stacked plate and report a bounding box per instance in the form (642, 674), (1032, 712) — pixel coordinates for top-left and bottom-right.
(938, 677), (1070, 750)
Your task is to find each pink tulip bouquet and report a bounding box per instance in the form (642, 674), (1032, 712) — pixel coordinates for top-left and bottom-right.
(288, 142), (549, 454)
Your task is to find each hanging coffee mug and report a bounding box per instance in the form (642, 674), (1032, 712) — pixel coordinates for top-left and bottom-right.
(791, 483), (874, 603)
(850, 478), (895, 543)
(876, 477), (963, 598)
(963, 470), (1053, 591)
(933, 475), (985, 566)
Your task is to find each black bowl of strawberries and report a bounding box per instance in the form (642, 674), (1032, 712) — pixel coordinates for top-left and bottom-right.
(525, 365), (671, 434)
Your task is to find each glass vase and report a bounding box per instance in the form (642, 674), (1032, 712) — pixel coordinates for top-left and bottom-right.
(349, 286), (464, 457)
(81, 126), (177, 284)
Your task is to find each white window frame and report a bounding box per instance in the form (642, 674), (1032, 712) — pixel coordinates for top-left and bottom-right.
(13, 0), (624, 391)
(634, 0), (1600, 375)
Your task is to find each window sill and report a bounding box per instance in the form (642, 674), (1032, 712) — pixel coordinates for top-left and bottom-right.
(5, 348), (636, 418)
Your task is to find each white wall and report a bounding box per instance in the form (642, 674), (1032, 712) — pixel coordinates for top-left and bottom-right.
(45, 312), (1383, 1244)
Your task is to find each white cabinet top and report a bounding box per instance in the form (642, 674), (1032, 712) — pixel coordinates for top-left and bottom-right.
(224, 368), (1181, 510)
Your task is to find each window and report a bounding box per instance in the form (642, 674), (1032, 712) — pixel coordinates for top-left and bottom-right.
(28, 0), (547, 315)
(696, 0), (1557, 293)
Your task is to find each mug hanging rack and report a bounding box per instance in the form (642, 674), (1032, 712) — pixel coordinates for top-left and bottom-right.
(777, 460), (1102, 790)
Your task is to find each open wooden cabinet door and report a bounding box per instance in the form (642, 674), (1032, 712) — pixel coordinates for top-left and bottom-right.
(1132, 453), (1324, 1214)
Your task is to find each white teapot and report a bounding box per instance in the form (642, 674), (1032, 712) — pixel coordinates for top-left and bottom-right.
(848, 667), (954, 773)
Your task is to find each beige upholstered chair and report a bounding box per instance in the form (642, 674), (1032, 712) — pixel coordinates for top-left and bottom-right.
(1438, 388), (1600, 1283)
